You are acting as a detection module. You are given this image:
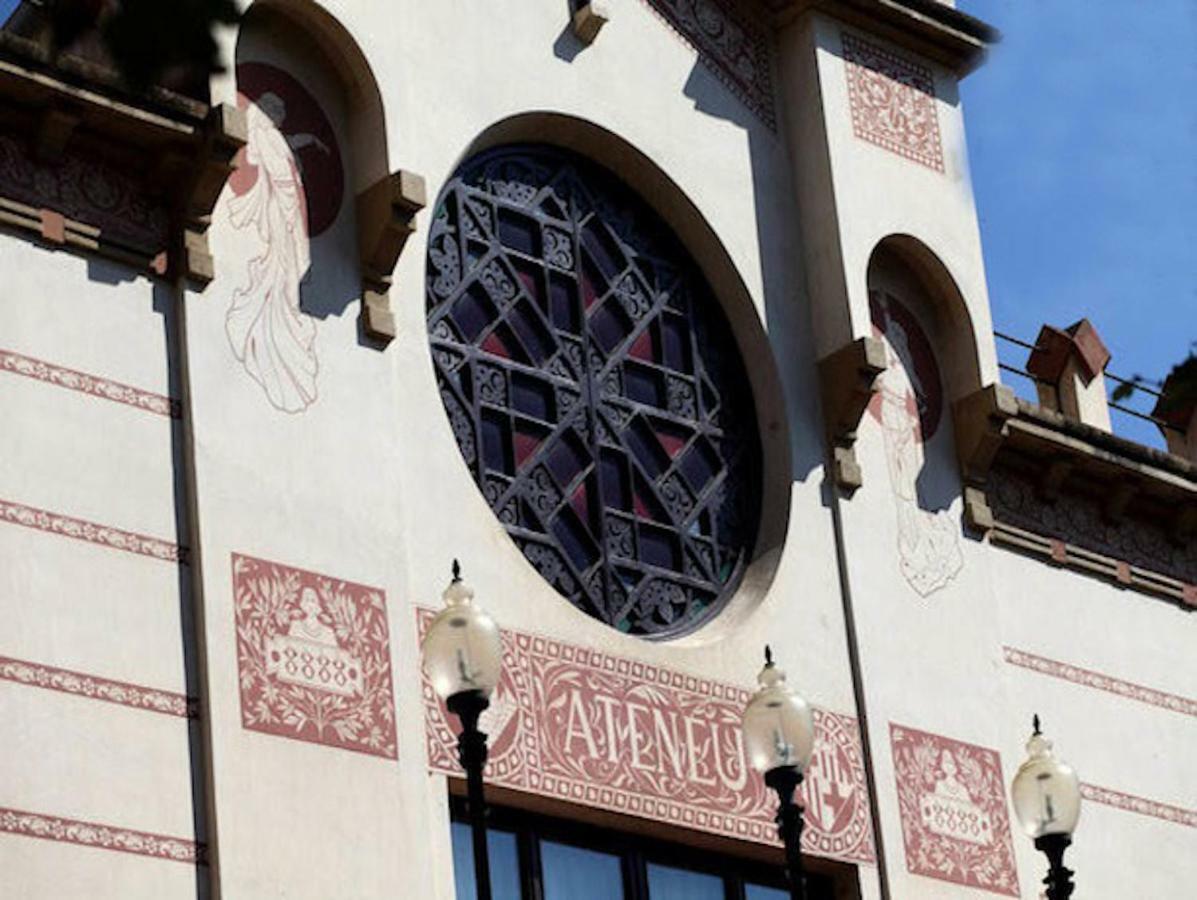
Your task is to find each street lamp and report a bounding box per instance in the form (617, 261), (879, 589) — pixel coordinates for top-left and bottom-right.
(1010, 715), (1081, 900)
(422, 561), (503, 900)
(742, 646), (816, 900)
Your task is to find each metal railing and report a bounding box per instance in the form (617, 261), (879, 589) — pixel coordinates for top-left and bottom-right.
(993, 330), (1180, 437)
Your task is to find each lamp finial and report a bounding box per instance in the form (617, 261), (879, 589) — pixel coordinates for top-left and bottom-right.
(1032, 714), (1041, 736)
(764, 645), (774, 667)
(452, 559), (462, 583)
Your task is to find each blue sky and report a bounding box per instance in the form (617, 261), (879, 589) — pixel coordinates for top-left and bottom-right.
(0, 0), (15, 25)
(959, 0), (1196, 446)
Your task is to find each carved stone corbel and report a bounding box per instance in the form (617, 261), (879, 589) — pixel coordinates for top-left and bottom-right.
(357, 169), (427, 342)
(181, 103), (248, 285)
(817, 336), (886, 491)
(952, 383), (1018, 532)
(572, 2), (610, 44)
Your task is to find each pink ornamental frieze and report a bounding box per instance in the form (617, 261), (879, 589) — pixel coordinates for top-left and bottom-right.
(233, 554), (396, 759)
(890, 723), (1019, 896)
(0, 806), (204, 865)
(0, 498), (186, 564)
(419, 612), (875, 865)
(0, 655), (195, 718)
(842, 32), (944, 171)
(0, 348), (181, 418)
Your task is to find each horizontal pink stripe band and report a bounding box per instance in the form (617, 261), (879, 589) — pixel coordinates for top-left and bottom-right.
(0, 498), (187, 564)
(1003, 647), (1196, 718)
(0, 348), (181, 419)
(0, 806), (205, 864)
(0, 655), (196, 718)
(1081, 783), (1196, 829)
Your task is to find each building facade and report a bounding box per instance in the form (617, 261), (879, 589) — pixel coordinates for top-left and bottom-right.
(0, 1), (1193, 898)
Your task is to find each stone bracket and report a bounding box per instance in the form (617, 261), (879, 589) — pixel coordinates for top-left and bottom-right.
(952, 383), (1018, 488)
(181, 103), (248, 286)
(817, 336), (886, 490)
(357, 169), (428, 342)
(572, 2), (610, 44)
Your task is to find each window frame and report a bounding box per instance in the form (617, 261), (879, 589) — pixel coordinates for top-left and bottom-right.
(448, 797), (847, 900)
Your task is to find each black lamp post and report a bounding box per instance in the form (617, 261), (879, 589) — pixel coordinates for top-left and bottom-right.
(421, 561), (503, 900)
(1011, 715), (1082, 900)
(742, 647), (816, 900)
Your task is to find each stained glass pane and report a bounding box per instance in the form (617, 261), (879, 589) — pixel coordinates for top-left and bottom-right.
(427, 145), (761, 636)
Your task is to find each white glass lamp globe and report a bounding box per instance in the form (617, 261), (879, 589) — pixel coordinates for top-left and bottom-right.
(1011, 717), (1081, 839)
(742, 647), (815, 774)
(421, 562), (503, 701)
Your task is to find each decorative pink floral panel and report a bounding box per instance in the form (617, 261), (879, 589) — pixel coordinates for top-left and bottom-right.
(842, 32), (944, 171)
(419, 610), (875, 865)
(890, 723), (1018, 895)
(233, 554), (396, 759)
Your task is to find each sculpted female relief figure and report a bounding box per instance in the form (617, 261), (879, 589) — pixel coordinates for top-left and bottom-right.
(225, 63), (344, 413)
(870, 291), (963, 596)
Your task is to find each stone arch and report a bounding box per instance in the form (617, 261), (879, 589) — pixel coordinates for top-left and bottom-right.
(432, 112), (792, 643)
(238, 0), (389, 192)
(866, 234), (984, 404)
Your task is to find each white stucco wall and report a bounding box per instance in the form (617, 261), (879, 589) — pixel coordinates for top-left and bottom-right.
(1, 2), (1192, 899)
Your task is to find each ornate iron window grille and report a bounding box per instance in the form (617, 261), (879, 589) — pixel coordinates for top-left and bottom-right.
(426, 145), (761, 636)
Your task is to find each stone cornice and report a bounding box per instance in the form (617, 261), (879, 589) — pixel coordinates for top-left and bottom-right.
(769, 0), (998, 74)
(954, 386), (1197, 608)
(0, 36), (244, 280)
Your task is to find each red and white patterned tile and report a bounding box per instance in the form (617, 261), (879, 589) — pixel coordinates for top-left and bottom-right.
(842, 32), (944, 171)
(232, 554), (397, 759)
(0, 348), (180, 418)
(0, 807), (204, 865)
(1002, 647), (1197, 718)
(419, 611), (876, 865)
(0, 499), (186, 564)
(0, 655), (195, 718)
(890, 723), (1019, 896)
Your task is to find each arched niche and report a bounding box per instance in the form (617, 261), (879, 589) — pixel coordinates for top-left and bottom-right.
(866, 234), (983, 403)
(819, 233), (985, 491)
(430, 112), (792, 645)
(213, 0), (422, 344)
(863, 235), (972, 596)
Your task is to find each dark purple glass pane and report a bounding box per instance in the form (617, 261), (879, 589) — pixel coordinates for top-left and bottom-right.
(453, 284), (498, 342)
(511, 373), (554, 421)
(599, 449), (631, 511)
(552, 508), (599, 570)
(639, 524), (680, 571)
(680, 437), (720, 492)
(549, 273), (580, 333)
(662, 315), (690, 372)
(547, 431), (588, 486)
(624, 362), (666, 408)
(498, 207), (540, 256)
(590, 300), (630, 354)
(481, 408), (512, 475)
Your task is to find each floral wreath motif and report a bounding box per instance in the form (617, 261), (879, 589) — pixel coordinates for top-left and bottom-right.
(233, 554), (396, 759)
(891, 724), (1018, 896)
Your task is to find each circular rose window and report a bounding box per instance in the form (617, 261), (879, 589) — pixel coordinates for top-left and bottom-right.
(426, 145), (761, 636)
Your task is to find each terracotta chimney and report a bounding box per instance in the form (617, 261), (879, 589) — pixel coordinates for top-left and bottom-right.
(1152, 366), (1197, 463)
(1025, 319), (1112, 431)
